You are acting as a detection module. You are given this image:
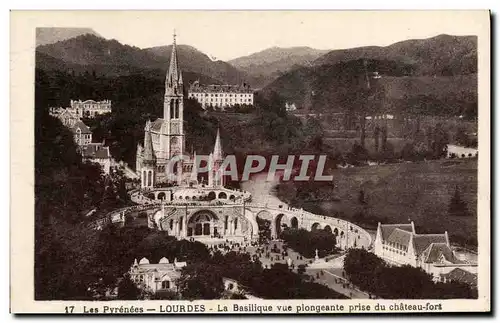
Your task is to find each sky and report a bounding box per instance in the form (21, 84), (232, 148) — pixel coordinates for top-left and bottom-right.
(32, 10), (487, 61)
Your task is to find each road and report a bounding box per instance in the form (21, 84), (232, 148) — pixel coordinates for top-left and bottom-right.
(239, 172), (373, 299)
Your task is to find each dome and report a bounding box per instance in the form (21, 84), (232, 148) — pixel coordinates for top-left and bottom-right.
(159, 257), (169, 264)
(139, 257), (150, 265)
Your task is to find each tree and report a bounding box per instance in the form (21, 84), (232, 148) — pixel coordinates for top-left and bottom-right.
(117, 275), (143, 300)
(177, 263), (224, 300)
(373, 126), (380, 152)
(358, 189), (366, 204)
(448, 186), (470, 217)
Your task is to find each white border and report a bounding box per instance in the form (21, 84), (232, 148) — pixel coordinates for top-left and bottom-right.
(5, 3), (495, 320)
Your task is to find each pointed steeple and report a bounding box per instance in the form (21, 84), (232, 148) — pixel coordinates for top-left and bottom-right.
(166, 30), (181, 88)
(213, 128), (223, 161)
(143, 121), (156, 162)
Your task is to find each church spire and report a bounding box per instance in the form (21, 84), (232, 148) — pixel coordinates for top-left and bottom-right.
(166, 30), (181, 88)
(213, 128), (223, 161)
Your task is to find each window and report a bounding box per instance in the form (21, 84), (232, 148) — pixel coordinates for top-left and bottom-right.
(161, 280), (171, 289)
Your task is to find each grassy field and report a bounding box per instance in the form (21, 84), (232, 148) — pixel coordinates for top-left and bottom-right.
(280, 159), (478, 248)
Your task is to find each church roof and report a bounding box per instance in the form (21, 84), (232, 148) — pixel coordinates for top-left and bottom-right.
(379, 223), (414, 242)
(150, 118), (165, 132)
(421, 243), (461, 264)
(413, 234), (448, 256)
(386, 228), (412, 249)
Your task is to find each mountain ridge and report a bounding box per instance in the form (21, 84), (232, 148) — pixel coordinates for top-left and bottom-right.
(36, 27), (102, 47)
(36, 34), (249, 85)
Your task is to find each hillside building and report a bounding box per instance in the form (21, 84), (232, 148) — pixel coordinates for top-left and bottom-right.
(81, 143), (112, 175)
(447, 144), (478, 159)
(69, 99), (112, 118)
(129, 257), (186, 294)
(188, 81), (254, 110)
(373, 222), (477, 284)
(71, 120), (93, 147)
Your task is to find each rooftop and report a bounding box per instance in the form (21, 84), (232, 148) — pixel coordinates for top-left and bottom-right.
(189, 83), (253, 94)
(82, 144), (111, 159)
(70, 120), (92, 134)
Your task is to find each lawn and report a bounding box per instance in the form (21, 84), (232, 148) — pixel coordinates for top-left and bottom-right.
(279, 159), (478, 248)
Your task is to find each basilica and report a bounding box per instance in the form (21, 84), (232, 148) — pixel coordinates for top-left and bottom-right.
(135, 34), (224, 189)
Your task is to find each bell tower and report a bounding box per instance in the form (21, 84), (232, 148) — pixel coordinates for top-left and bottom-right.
(163, 30), (185, 160)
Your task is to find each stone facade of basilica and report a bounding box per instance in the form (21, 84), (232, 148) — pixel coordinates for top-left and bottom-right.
(135, 34), (224, 189)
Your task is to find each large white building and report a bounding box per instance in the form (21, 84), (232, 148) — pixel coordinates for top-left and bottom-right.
(136, 34), (225, 188)
(188, 82), (254, 110)
(373, 222), (477, 284)
(69, 99), (112, 118)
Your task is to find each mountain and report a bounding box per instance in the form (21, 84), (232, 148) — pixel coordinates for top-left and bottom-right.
(229, 47), (330, 88)
(314, 34), (477, 76)
(36, 34), (249, 85)
(264, 57), (477, 119)
(36, 34), (164, 70)
(36, 27), (102, 46)
(145, 44), (249, 85)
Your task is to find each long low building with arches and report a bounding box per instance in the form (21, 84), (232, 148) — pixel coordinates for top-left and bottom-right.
(97, 184), (372, 251)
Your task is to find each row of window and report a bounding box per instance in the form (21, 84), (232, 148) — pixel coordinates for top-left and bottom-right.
(189, 93), (253, 98)
(383, 241), (408, 252)
(204, 98), (252, 103)
(383, 245), (407, 256)
(75, 133), (91, 139)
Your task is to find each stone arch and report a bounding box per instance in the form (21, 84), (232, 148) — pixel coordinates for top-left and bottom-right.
(175, 99), (180, 118)
(192, 196), (197, 200)
(274, 213), (287, 238)
(229, 194), (235, 201)
(333, 227), (339, 236)
(324, 225), (332, 234)
(256, 210), (272, 221)
(207, 191), (216, 200)
(218, 192), (227, 199)
(187, 210), (219, 237)
(290, 216), (298, 229)
(185, 196), (190, 200)
(157, 192), (166, 200)
(311, 222), (322, 231)
(170, 99), (174, 118)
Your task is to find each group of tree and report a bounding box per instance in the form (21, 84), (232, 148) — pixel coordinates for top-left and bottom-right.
(34, 101), (209, 299)
(280, 228), (337, 258)
(206, 104), (255, 114)
(343, 249), (477, 299)
(176, 251), (346, 300)
(448, 186), (471, 217)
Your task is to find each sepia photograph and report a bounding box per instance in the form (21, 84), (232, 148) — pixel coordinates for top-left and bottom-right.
(10, 10), (490, 313)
